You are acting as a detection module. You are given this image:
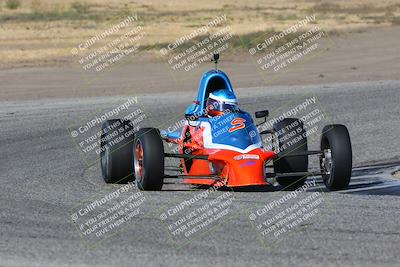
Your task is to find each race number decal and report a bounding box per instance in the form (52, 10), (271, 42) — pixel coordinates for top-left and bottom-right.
(229, 118), (246, 133)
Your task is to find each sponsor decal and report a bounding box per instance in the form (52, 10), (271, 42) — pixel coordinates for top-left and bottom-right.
(229, 118), (246, 133)
(233, 154), (260, 160)
(240, 161), (256, 168)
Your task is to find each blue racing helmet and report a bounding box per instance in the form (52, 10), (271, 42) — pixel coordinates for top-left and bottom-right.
(206, 89), (239, 116)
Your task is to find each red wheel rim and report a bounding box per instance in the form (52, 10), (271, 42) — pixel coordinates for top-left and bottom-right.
(136, 142), (143, 177)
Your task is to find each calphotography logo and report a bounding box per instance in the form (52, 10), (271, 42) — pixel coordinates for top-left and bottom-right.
(247, 179), (329, 248)
(70, 183), (150, 248)
(68, 96), (148, 165)
(69, 14), (147, 85)
(159, 14), (235, 74)
(157, 181), (240, 248)
(258, 95), (330, 153)
(245, 13), (334, 83)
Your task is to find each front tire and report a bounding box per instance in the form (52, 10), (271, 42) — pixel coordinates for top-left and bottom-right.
(320, 124), (352, 190)
(134, 128), (165, 191)
(100, 119), (136, 183)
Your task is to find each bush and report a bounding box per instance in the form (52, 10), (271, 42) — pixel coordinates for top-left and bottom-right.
(71, 1), (90, 14)
(6, 0), (21, 10)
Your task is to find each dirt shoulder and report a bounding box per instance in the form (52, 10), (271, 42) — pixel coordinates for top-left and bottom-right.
(1, 0), (399, 69)
(0, 26), (399, 101)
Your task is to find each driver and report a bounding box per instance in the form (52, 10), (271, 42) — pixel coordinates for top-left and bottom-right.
(205, 89), (239, 117)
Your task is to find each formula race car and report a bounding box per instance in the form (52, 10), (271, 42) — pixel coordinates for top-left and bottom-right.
(100, 54), (352, 191)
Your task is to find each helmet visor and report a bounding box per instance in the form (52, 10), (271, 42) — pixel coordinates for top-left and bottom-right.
(206, 98), (238, 113)
(221, 102), (239, 112)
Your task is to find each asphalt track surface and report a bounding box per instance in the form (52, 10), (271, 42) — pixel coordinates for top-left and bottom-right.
(1, 80), (399, 266)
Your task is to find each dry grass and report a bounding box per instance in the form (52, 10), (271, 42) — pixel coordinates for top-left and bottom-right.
(1, 0), (400, 68)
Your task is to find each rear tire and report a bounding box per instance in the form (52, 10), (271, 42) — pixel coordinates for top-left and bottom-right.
(273, 118), (308, 188)
(320, 124), (352, 190)
(100, 119), (135, 183)
(134, 128), (165, 191)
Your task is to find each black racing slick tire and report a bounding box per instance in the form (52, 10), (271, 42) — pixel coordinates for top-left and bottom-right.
(320, 124), (352, 190)
(273, 118), (308, 188)
(100, 119), (135, 183)
(134, 128), (165, 191)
